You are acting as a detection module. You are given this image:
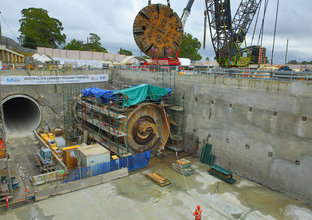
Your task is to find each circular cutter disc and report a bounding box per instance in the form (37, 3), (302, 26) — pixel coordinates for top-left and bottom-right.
(125, 103), (170, 153)
(133, 4), (183, 59)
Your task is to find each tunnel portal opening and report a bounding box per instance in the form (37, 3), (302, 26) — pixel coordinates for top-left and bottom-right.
(2, 95), (41, 133)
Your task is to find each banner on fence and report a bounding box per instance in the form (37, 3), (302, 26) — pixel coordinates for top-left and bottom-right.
(0, 74), (108, 85)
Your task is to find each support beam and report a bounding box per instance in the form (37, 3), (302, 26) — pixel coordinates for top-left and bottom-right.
(10, 52), (13, 64)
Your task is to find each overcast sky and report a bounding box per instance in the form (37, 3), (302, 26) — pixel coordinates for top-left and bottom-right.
(1, 0), (311, 63)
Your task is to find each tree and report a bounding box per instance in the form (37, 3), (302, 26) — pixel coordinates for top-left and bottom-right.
(288, 60), (298, 64)
(63, 39), (84, 50)
(118, 48), (133, 56)
(19, 8), (66, 49)
(63, 34), (108, 52)
(179, 33), (202, 61)
(85, 33), (107, 52)
(205, 57), (210, 61)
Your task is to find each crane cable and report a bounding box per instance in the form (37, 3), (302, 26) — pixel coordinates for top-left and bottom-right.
(250, 0), (262, 45)
(257, 0), (269, 46)
(0, 12), (19, 39)
(271, 0), (280, 65)
(203, 10), (207, 49)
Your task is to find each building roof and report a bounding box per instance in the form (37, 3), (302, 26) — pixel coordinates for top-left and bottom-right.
(78, 144), (109, 156)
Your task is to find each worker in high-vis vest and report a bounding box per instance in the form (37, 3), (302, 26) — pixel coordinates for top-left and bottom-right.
(5, 195), (9, 209)
(192, 205), (202, 220)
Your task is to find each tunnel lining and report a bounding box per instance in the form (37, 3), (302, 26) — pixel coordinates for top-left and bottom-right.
(1, 94), (41, 132)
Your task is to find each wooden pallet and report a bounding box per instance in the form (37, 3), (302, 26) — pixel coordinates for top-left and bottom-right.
(175, 158), (191, 168)
(145, 172), (171, 187)
(171, 163), (195, 176)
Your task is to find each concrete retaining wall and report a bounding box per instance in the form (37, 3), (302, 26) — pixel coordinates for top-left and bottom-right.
(1, 68), (311, 203)
(35, 168), (128, 201)
(37, 47), (136, 63)
(0, 69), (112, 129)
(113, 70), (312, 203)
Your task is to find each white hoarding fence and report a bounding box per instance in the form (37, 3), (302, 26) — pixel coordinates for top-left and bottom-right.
(0, 74), (108, 85)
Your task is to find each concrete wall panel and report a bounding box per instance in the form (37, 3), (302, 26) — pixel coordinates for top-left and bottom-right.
(101, 168), (128, 183)
(44, 48), (53, 57)
(60, 49), (67, 58)
(67, 50), (80, 60)
(112, 70), (312, 203)
(80, 51), (92, 60)
(93, 52), (103, 61)
(35, 187), (56, 201)
(37, 47), (134, 62)
(52, 49), (61, 57)
(55, 183), (71, 195)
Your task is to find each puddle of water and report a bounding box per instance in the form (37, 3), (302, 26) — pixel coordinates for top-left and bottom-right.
(4, 203), (54, 220)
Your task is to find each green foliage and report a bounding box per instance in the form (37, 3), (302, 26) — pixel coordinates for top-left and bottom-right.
(205, 57), (210, 61)
(19, 8), (66, 49)
(85, 33), (107, 52)
(287, 60), (312, 65)
(63, 33), (107, 52)
(179, 33), (202, 61)
(63, 39), (84, 50)
(288, 60), (298, 64)
(118, 48), (133, 56)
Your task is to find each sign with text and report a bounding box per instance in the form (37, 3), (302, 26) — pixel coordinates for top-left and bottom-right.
(0, 74), (108, 85)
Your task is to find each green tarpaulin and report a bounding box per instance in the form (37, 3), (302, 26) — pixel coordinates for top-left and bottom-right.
(114, 84), (170, 107)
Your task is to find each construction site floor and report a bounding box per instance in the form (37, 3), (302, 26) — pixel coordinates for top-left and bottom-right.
(1, 151), (312, 219)
(5, 133), (42, 200)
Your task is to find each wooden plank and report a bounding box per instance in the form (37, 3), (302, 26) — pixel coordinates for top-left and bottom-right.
(145, 172), (170, 187)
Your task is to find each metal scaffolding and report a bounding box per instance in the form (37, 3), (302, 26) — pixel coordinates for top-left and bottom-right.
(62, 81), (184, 157)
(163, 92), (184, 149)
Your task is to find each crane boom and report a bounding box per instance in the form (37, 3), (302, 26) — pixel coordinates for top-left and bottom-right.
(181, 0), (195, 28)
(205, 0), (262, 67)
(231, 0), (262, 47)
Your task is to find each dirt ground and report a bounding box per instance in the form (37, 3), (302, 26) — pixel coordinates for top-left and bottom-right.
(5, 132), (42, 199)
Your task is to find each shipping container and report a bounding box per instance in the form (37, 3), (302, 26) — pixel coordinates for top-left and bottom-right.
(78, 144), (110, 168)
(62, 145), (80, 169)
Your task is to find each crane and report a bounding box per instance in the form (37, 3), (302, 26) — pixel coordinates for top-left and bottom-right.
(204, 0), (266, 67)
(181, 0), (195, 28)
(133, 0), (265, 67)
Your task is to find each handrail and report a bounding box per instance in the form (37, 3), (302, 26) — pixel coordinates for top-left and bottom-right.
(0, 36), (36, 54)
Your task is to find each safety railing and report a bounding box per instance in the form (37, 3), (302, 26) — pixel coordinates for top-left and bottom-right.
(116, 65), (312, 81)
(0, 36), (36, 54)
(197, 68), (312, 81)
